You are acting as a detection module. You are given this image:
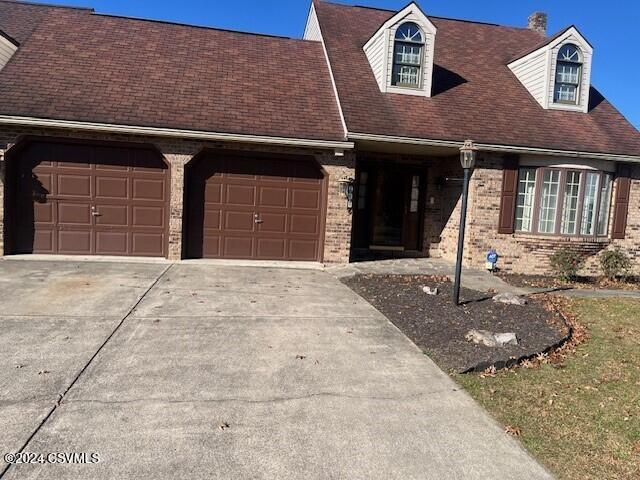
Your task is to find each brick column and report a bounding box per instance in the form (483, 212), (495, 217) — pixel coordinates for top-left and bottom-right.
(157, 149), (196, 261)
(322, 151), (355, 263)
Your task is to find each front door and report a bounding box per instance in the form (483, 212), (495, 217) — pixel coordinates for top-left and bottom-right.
(354, 165), (425, 252)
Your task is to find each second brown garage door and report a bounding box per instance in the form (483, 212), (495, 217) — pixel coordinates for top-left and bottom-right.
(185, 151), (326, 261)
(8, 140), (169, 257)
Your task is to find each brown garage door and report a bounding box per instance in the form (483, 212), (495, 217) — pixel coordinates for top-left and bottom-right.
(186, 151), (326, 261)
(9, 140), (169, 257)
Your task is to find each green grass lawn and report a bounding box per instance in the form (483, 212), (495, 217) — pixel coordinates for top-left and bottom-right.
(455, 298), (640, 480)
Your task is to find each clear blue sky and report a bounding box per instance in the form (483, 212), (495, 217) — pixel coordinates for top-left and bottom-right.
(28, 0), (640, 129)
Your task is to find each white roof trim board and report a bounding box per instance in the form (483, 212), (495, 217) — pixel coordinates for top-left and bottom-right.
(0, 115), (355, 150)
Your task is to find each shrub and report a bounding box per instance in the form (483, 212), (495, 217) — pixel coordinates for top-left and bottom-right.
(549, 248), (584, 281)
(600, 248), (631, 281)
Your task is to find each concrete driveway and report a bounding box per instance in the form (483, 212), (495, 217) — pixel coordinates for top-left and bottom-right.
(0, 259), (552, 479)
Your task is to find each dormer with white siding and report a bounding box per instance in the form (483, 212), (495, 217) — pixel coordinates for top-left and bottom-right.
(362, 2), (436, 97)
(0, 30), (18, 72)
(509, 25), (593, 113)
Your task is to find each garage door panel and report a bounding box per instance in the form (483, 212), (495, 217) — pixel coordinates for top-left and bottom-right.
(224, 211), (255, 231)
(204, 183), (222, 203)
(132, 206), (165, 228)
(57, 203), (91, 225)
(58, 230), (91, 254)
(133, 178), (165, 201)
(256, 238), (286, 259)
(290, 240), (318, 260)
(12, 141), (168, 257)
(33, 202), (54, 224)
(96, 231), (128, 255)
(259, 187), (288, 208)
(33, 172), (54, 195)
(223, 237), (253, 257)
(96, 205), (128, 227)
(32, 230), (54, 253)
(96, 177), (129, 199)
(186, 152), (325, 261)
(226, 185), (256, 206)
(291, 189), (321, 210)
(132, 233), (164, 257)
(203, 209), (222, 229)
(202, 236), (221, 257)
(259, 213), (287, 233)
(58, 174), (91, 197)
(290, 214), (320, 235)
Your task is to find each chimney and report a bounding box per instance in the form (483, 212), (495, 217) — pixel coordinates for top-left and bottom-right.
(528, 12), (547, 35)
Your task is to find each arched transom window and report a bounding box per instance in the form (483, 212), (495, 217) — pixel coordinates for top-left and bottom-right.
(554, 44), (582, 104)
(392, 22), (424, 88)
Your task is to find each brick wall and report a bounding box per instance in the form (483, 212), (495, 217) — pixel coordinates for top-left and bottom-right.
(322, 151), (355, 263)
(0, 125), (353, 263)
(434, 154), (640, 276)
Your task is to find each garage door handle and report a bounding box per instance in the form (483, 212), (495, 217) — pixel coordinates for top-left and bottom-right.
(91, 207), (102, 217)
(254, 214), (263, 224)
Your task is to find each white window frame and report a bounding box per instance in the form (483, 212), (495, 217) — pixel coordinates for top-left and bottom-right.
(515, 166), (613, 237)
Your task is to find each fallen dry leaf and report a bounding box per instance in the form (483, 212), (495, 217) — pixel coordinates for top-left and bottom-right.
(504, 425), (522, 437)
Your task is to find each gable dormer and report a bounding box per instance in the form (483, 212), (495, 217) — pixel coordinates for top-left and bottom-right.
(509, 25), (593, 113)
(0, 30), (18, 72)
(363, 2), (436, 97)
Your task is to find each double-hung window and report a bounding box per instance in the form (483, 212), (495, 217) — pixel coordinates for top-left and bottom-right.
(515, 167), (613, 237)
(554, 44), (582, 105)
(392, 22), (424, 88)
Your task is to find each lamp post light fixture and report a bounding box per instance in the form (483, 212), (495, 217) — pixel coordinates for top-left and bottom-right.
(453, 140), (478, 305)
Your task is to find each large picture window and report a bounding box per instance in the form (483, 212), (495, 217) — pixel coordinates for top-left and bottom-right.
(515, 167), (613, 237)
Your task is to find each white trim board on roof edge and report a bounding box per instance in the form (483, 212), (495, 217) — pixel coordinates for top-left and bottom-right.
(0, 115), (354, 150)
(348, 132), (640, 163)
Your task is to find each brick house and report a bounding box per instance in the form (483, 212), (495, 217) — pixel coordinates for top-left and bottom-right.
(0, 0), (638, 274)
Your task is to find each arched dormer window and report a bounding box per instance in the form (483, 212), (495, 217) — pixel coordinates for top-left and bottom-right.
(554, 44), (582, 104)
(392, 22), (424, 88)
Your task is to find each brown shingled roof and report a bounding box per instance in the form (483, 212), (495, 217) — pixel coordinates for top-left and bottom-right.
(0, 1), (346, 142)
(315, 1), (640, 156)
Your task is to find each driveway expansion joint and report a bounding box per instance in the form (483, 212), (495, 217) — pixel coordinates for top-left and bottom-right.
(64, 390), (446, 406)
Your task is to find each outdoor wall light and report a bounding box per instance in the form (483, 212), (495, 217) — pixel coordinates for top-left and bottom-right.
(453, 140), (478, 305)
(338, 177), (355, 212)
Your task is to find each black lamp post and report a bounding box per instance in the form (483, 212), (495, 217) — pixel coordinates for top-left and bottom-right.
(453, 140), (477, 305)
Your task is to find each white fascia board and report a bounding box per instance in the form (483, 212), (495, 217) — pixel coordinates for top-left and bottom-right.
(509, 26), (592, 68)
(348, 132), (640, 163)
(548, 26), (593, 54)
(363, 2), (436, 51)
(0, 115), (354, 150)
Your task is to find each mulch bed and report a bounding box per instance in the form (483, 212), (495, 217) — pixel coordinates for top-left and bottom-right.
(342, 274), (569, 373)
(497, 273), (640, 291)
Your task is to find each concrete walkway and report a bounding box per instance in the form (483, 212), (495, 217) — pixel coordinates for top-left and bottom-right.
(0, 259), (552, 479)
(328, 258), (530, 295)
(328, 258), (640, 299)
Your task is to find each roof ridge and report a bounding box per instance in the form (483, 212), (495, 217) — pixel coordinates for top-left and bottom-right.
(0, 0), (93, 11)
(91, 12), (306, 42)
(320, 0), (536, 32)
